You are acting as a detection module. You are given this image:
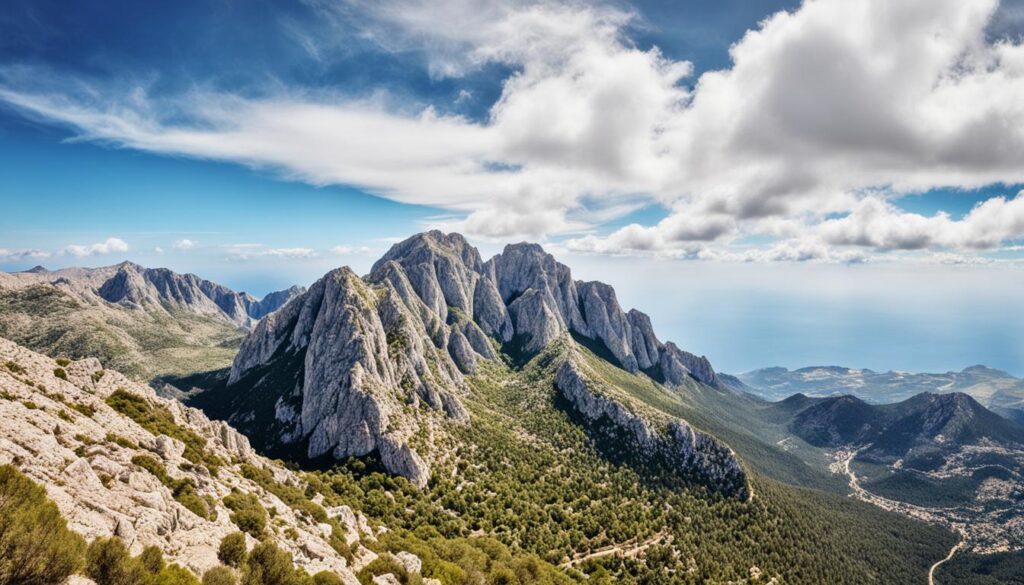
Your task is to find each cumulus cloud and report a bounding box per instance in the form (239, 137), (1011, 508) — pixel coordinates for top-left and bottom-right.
(62, 237), (129, 257)
(819, 192), (1024, 250)
(0, 248), (50, 263)
(172, 239), (197, 251)
(3, 0), (1024, 257)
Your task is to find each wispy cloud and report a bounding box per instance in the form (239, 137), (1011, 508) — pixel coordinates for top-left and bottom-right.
(61, 237), (129, 257)
(172, 238), (197, 251)
(224, 244), (317, 260)
(3, 0), (1024, 261)
(0, 248), (50, 263)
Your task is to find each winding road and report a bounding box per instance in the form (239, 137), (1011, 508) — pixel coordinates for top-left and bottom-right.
(837, 450), (966, 585)
(928, 534), (964, 585)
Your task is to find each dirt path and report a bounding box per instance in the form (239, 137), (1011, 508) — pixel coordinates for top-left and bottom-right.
(928, 533), (965, 585)
(560, 531), (668, 568)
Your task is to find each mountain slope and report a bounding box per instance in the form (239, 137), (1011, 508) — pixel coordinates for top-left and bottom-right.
(0, 336), (364, 580)
(0, 263), (302, 381)
(739, 364), (1024, 423)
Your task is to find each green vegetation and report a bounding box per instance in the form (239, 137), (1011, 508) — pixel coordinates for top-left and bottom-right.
(107, 388), (224, 473)
(72, 401), (98, 417)
(0, 464), (86, 585)
(203, 566), (239, 585)
(56, 358), (71, 367)
(0, 284), (242, 382)
(86, 537), (201, 585)
(241, 541), (306, 585)
(937, 551), (1024, 585)
(53, 367), (68, 380)
(3, 361), (25, 375)
(218, 532), (248, 568)
(309, 345), (955, 584)
(358, 554), (422, 585)
(239, 463), (328, 522)
(223, 491), (268, 538)
(131, 454), (216, 520)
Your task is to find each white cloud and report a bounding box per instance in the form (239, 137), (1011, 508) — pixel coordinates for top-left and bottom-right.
(0, 248), (50, 263)
(331, 245), (372, 255)
(61, 237), (129, 257)
(172, 238), (197, 251)
(4, 0), (1024, 257)
(819, 192), (1024, 250)
(224, 244), (317, 260)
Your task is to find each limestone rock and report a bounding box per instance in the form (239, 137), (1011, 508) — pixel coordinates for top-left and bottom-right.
(0, 337), (362, 580)
(555, 357), (747, 499)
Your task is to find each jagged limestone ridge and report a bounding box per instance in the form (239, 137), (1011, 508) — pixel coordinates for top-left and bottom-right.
(226, 231), (727, 488)
(554, 344), (748, 499)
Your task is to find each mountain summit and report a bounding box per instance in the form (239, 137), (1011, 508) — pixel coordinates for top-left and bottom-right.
(202, 231), (737, 492)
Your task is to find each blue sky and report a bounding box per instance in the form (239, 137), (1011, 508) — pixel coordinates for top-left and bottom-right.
(2, 0), (1024, 375)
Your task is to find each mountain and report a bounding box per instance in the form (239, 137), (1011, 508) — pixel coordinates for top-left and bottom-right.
(0, 262), (302, 381)
(192, 231), (730, 490)
(777, 392), (1024, 460)
(243, 284), (306, 320)
(766, 391), (1024, 550)
(738, 364), (1024, 424)
(172, 231), (976, 584)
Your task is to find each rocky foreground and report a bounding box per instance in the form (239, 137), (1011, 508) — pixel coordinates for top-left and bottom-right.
(0, 336), (429, 584)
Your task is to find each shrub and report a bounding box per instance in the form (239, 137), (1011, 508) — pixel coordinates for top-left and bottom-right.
(131, 455), (214, 520)
(106, 388), (223, 474)
(357, 555), (421, 585)
(85, 537), (149, 585)
(242, 541), (304, 585)
(218, 532), (249, 568)
(55, 358), (71, 367)
(140, 545), (166, 574)
(3, 361), (25, 375)
(71, 401), (97, 417)
(223, 492), (268, 538)
(0, 464), (86, 585)
(152, 564), (201, 585)
(53, 368), (68, 380)
(203, 566), (239, 585)
(312, 571), (344, 585)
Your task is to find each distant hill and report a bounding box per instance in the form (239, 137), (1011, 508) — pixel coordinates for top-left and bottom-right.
(0, 262), (303, 380)
(737, 364), (1024, 425)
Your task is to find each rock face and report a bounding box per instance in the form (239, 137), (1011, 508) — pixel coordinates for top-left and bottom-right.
(223, 231), (723, 486)
(555, 359), (748, 499)
(244, 285), (307, 320)
(0, 337), (371, 582)
(227, 265), (469, 488)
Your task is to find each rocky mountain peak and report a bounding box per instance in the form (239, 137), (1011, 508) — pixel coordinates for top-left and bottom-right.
(222, 231), (724, 487)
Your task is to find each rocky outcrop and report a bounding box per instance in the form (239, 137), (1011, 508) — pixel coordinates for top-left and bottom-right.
(659, 343), (717, 387)
(228, 266), (468, 488)
(222, 231), (724, 486)
(0, 337), (370, 581)
(555, 359), (747, 499)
